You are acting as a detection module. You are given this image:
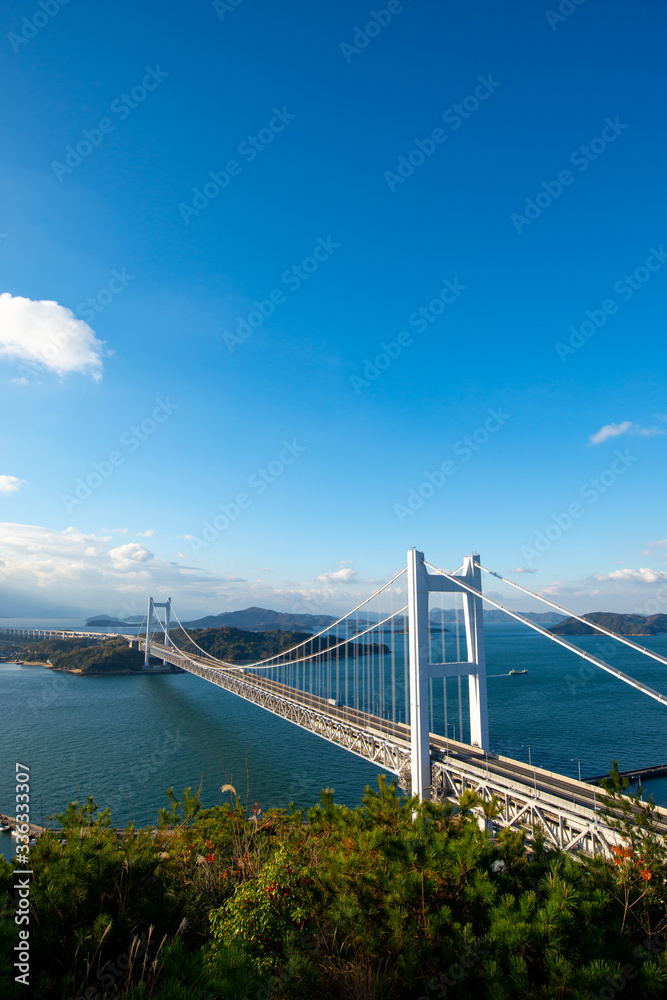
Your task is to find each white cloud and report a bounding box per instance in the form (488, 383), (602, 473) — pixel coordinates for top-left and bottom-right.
(0, 522), (254, 614)
(590, 420), (667, 445)
(589, 421), (634, 445)
(507, 567), (537, 574)
(0, 475), (25, 494)
(108, 543), (154, 566)
(642, 539), (667, 557)
(0, 292), (106, 380)
(594, 567), (667, 585)
(136, 528), (154, 537)
(316, 567), (359, 586)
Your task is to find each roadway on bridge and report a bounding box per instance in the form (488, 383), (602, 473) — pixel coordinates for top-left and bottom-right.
(148, 640), (667, 833)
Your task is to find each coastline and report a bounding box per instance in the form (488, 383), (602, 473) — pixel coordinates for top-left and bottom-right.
(5, 661), (182, 677)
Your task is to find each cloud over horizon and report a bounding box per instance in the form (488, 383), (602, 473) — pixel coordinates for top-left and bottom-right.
(316, 567), (359, 586)
(0, 293), (107, 381)
(594, 567), (667, 585)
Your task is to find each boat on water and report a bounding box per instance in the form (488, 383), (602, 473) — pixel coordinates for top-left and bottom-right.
(0, 823), (10, 833)
(509, 669), (528, 676)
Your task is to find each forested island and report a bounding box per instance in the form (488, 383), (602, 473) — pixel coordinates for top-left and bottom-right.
(19, 636), (152, 675)
(171, 625), (389, 663)
(549, 612), (667, 636)
(19, 627), (389, 676)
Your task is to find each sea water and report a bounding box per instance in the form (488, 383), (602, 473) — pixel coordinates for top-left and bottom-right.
(1, 623), (665, 860)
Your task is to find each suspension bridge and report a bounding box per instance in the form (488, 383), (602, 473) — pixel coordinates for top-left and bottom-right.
(3, 550), (667, 857)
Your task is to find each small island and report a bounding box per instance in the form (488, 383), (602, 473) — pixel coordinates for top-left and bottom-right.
(19, 636), (170, 675)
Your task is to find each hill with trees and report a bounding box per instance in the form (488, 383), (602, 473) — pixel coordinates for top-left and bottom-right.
(549, 612), (667, 636)
(171, 626), (388, 663)
(21, 636), (147, 674)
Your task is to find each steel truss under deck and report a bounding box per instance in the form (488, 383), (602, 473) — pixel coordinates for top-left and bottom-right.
(429, 755), (624, 858)
(140, 641), (411, 776)
(140, 639), (667, 859)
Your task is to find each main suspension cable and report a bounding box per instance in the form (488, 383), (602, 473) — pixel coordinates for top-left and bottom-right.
(480, 565), (667, 669)
(424, 562), (667, 707)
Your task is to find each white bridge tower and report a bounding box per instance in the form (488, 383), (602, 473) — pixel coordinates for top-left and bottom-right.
(407, 550), (489, 801)
(144, 597), (172, 667)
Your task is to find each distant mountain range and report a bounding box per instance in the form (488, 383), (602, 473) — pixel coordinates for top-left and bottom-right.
(85, 605), (567, 633)
(429, 608), (566, 625)
(183, 606), (566, 633)
(549, 613), (667, 636)
(182, 606), (338, 632)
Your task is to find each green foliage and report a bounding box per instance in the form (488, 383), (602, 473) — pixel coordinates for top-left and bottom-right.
(24, 636), (145, 673)
(209, 845), (317, 973)
(157, 785), (202, 828)
(171, 625), (389, 664)
(0, 767), (665, 999)
(170, 626), (318, 664)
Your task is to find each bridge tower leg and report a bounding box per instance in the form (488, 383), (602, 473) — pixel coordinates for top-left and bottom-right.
(462, 554), (489, 750)
(164, 598), (171, 648)
(407, 549), (432, 802)
(407, 549), (490, 803)
(145, 597), (154, 667)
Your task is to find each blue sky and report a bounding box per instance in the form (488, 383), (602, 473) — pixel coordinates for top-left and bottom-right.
(1, 0), (666, 617)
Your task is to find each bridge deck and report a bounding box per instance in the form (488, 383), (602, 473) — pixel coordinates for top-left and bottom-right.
(142, 639), (667, 854)
(4, 624), (665, 858)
